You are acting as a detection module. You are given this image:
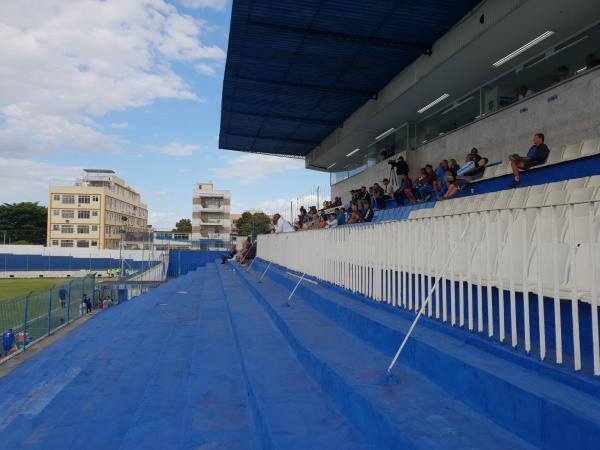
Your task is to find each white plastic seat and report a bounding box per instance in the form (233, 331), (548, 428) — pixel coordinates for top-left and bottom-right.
(492, 189), (514, 210)
(545, 147), (564, 165)
(587, 175), (600, 189)
(495, 242), (533, 288)
(562, 142), (583, 160)
(507, 187), (529, 209)
(580, 138), (600, 157)
(568, 187), (595, 204)
(573, 243), (600, 303)
(525, 193), (545, 208)
(528, 243), (570, 294)
(565, 177), (588, 190)
(528, 184), (547, 196)
(546, 181), (565, 192)
(544, 190), (567, 206)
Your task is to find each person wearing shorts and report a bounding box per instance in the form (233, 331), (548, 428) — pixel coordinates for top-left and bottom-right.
(508, 133), (550, 187)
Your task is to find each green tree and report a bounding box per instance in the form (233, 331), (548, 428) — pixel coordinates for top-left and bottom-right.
(0, 202), (48, 245)
(235, 211), (272, 239)
(173, 218), (192, 232)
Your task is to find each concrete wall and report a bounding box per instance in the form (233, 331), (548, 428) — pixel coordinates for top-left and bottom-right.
(332, 68), (600, 202)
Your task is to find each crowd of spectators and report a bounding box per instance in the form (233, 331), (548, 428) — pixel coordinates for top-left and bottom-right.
(265, 133), (549, 233)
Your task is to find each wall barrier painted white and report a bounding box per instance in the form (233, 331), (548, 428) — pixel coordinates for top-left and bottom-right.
(258, 193), (600, 375)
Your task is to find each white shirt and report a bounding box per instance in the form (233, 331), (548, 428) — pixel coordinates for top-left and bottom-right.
(275, 216), (294, 233)
(384, 183), (394, 196)
(326, 217), (338, 228)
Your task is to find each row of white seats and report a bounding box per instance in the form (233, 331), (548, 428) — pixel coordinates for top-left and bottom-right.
(409, 175), (600, 219)
(478, 137), (600, 180)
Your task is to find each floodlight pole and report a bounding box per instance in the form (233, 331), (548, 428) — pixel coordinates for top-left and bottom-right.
(120, 216), (128, 279)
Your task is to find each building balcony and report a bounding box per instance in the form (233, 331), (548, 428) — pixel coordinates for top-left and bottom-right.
(192, 204), (224, 213)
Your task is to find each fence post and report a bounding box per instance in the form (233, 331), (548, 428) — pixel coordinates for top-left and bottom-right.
(91, 275), (96, 308)
(47, 288), (52, 336)
(67, 279), (72, 323)
(23, 293), (29, 350)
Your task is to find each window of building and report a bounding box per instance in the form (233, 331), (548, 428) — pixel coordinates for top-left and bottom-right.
(52, 240), (59, 246)
(91, 240), (98, 247)
(92, 211), (98, 217)
(61, 225), (74, 234)
(78, 210), (90, 219)
(78, 195), (91, 204)
(60, 240), (73, 247)
(53, 194), (60, 201)
(77, 225), (90, 234)
(61, 210), (74, 219)
(53, 210), (59, 216)
(92, 195), (99, 202)
(91, 225), (98, 231)
(62, 195), (75, 204)
(77, 240), (89, 248)
(52, 224), (60, 231)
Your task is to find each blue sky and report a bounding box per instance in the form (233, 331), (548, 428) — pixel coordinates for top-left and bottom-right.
(0, 0), (329, 229)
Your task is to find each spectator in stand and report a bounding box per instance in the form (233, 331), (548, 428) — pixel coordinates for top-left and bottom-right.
(465, 148), (482, 164)
(298, 206), (307, 223)
(391, 155), (409, 177)
(82, 294), (92, 314)
(272, 213), (294, 233)
(221, 244), (237, 264)
(382, 178), (394, 201)
(347, 203), (362, 224)
(418, 164), (437, 201)
(394, 173), (417, 205)
(448, 159), (460, 177)
(360, 199), (374, 222)
(59, 288), (67, 308)
(316, 214), (327, 229)
(434, 160), (449, 195)
(326, 211), (338, 228)
(241, 241), (256, 266)
(444, 158), (490, 199)
(332, 196), (342, 207)
(2, 329), (15, 358)
(508, 133), (550, 188)
(337, 208), (346, 226)
(368, 186), (376, 209)
(517, 85), (534, 100)
(373, 183), (385, 209)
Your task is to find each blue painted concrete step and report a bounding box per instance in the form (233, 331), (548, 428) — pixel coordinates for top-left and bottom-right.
(216, 264), (368, 450)
(241, 260), (600, 449)
(228, 263), (534, 450)
(0, 268), (257, 450)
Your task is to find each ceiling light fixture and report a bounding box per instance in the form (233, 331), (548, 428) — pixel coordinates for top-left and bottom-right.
(327, 162), (337, 169)
(441, 96), (475, 115)
(375, 128), (395, 141)
(492, 30), (555, 67)
(346, 148), (360, 157)
(417, 93), (450, 114)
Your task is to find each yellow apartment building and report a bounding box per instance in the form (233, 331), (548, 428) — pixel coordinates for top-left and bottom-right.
(47, 169), (149, 249)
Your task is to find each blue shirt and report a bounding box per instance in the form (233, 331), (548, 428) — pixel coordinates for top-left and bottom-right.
(435, 166), (445, 181)
(526, 145), (537, 158)
(337, 213), (346, 226)
(3, 331), (15, 350)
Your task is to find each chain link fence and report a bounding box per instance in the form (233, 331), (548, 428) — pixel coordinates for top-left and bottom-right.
(0, 275), (95, 360)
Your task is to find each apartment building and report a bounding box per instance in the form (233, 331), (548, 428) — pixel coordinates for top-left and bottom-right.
(191, 182), (231, 246)
(47, 169), (149, 250)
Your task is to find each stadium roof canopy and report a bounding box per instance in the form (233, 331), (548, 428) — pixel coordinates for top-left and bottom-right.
(219, 0), (481, 158)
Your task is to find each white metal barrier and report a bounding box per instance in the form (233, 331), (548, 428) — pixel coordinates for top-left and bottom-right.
(257, 194), (600, 375)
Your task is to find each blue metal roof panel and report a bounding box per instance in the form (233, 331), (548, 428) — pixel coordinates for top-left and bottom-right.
(220, 0), (480, 157)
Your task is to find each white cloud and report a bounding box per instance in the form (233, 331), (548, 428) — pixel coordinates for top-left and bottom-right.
(0, 0), (225, 156)
(110, 122), (129, 129)
(149, 211), (179, 230)
(211, 153), (305, 184)
(195, 63), (217, 77)
(181, 0), (229, 11)
(152, 141), (200, 157)
(0, 158), (82, 204)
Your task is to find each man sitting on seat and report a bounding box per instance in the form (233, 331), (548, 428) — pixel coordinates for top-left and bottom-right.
(508, 133), (550, 188)
(394, 173), (417, 205)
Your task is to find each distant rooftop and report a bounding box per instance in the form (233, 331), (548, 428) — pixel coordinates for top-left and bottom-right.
(83, 169), (116, 174)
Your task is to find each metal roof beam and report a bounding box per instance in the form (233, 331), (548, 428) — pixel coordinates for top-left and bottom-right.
(249, 20), (431, 54)
(229, 75), (376, 98)
(224, 132), (321, 145)
(227, 110), (340, 127)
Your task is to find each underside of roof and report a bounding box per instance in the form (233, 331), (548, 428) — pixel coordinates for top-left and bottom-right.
(219, 0), (481, 158)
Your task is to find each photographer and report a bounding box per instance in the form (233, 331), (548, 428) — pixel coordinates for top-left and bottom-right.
(389, 155), (409, 176)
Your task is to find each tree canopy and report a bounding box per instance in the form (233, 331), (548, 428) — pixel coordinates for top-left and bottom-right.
(0, 202), (48, 245)
(173, 218), (192, 232)
(235, 211), (272, 239)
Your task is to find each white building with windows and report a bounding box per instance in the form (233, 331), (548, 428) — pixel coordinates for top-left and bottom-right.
(191, 182), (231, 247)
(47, 169), (149, 250)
